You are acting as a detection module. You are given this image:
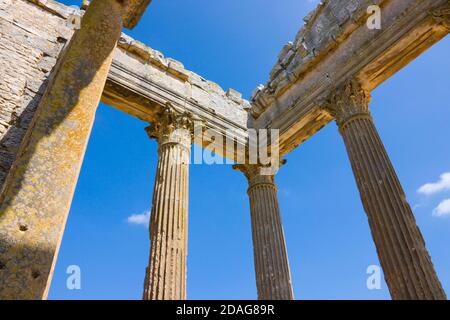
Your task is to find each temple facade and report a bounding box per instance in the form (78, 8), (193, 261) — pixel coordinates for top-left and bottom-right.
(0, 0), (448, 300)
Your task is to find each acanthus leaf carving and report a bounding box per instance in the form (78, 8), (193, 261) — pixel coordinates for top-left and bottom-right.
(233, 159), (287, 189)
(321, 78), (372, 129)
(431, 4), (450, 31)
(146, 102), (194, 149)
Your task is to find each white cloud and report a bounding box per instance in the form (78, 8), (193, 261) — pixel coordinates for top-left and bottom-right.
(279, 187), (292, 198)
(417, 172), (450, 196)
(433, 199), (450, 217)
(127, 210), (150, 226)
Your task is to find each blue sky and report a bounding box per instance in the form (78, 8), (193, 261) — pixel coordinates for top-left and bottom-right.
(49, 0), (450, 300)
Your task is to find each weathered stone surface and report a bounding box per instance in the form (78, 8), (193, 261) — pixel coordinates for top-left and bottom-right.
(143, 105), (192, 300)
(123, 0), (151, 29)
(431, 2), (450, 31)
(0, 0), (448, 301)
(0, 0), (125, 299)
(70, 0), (153, 29)
(27, 0), (80, 19)
(324, 79), (447, 300)
(0, 0), (73, 191)
(234, 163), (294, 300)
(251, 0), (450, 157)
(112, 33), (249, 130)
(107, 33), (250, 159)
(251, 0), (379, 113)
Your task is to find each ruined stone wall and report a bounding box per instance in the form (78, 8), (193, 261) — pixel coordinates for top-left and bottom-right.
(0, 0), (73, 189)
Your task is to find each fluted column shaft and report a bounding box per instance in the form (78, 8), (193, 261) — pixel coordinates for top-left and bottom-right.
(234, 164), (294, 300)
(327, 79), (446, 300)
(143, 105), (193, 300)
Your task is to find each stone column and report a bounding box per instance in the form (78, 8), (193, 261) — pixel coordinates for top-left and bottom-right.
(234, 162), (294, 300)
(0, 0), (127, 299)
(325, 79), (446, 300)
(143, 105), (193, 300)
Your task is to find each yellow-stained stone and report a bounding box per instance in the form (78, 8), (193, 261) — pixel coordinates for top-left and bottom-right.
(143, 105), (193, 300)
(324, 79), (447, 300)
(0, 0), (126, 300)
(0, 0), (448, 301)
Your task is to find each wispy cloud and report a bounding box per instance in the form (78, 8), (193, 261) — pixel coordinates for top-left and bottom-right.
(279, 187), (292, 198)
(433, 199), (450, 218)
(127, 210), (150, 227)
(417, 172), (450, 196)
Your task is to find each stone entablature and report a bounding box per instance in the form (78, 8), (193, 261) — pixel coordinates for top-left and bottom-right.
(106, 37), (250, 158)
(250, 0), (450, 157)
(431, 3), (450, 31)
(111, 33), (250, 129)
(250, 0), (383, 118)
(28, 0), (151, 29)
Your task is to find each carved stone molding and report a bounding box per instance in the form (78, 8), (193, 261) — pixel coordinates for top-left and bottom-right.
(322, 78), (372, 130)
(233, 159), (286, 190)
(146, 103), (194, 150)
(431, 4), (450, 31)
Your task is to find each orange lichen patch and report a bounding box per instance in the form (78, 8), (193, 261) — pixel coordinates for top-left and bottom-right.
(0, 0), (125, 300)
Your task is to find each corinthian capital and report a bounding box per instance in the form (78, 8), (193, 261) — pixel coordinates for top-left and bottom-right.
(233, 160), (286, 189)
(146, 103), (194, 148)
(322, 78), (372, 129)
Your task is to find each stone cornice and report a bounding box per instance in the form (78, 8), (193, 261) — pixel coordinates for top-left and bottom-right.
(104, 55), (250, 159)
(27, 0), (152, 31)
(116, 33), (251, 110)
(252, 0), (448, 157)
(104, 40), (250, 160)
(24, 0), (449, 161)
(250, 0), (385, 118)
(431, 3), (450, 31)
(27, 0), (81, 19)
(322, 79), (372, 129)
